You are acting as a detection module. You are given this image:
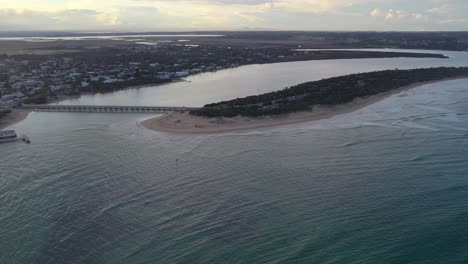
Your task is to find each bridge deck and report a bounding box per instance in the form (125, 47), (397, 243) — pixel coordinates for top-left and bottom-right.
(20, 105), (200, 113)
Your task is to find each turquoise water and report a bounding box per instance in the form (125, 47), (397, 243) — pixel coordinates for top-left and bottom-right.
(2, 51), (468, 263)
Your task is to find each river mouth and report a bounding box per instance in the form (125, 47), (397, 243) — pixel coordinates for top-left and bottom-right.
(2, 49), (468, 264)
(4, 76), (468, 263)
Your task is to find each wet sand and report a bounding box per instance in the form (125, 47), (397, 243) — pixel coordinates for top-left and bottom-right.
(0, 110), (32, 130)
(142, 77), (468, 134)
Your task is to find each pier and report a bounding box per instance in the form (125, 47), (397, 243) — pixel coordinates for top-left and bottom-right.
(20, 105), (200, 113)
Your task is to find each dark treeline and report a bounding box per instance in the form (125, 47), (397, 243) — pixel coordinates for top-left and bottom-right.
(191, 67), (468, 118)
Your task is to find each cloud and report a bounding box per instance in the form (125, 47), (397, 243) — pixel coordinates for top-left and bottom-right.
(0, 7), (160, 30)
(411, 13), (426, 20)
(384, 9), (406, 20)
(438, 18), (466, 24)
(426, 5), (451, 14)
(0, 0), (467, 31)
(370, 8), (381, 17)
(149, 0), (372, 14)
(0, 9), (105, 30)
(369, 8), (428, 23)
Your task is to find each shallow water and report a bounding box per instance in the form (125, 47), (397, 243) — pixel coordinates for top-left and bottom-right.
(1, 50), (468, 263)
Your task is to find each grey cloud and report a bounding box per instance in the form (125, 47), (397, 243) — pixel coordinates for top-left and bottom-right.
(0, 9), (115, 30)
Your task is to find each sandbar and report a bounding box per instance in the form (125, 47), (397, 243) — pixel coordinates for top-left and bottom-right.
(142, 77), (468, 134)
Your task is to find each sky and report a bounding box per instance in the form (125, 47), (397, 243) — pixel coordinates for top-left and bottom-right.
(0, 0), (467, 32)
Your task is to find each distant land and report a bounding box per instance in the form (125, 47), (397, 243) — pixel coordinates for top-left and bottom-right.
(1, 31), (468, 51)
(143, 67), (468, 133)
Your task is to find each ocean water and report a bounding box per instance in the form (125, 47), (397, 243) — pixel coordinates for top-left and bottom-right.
(1, 52), (468, 263)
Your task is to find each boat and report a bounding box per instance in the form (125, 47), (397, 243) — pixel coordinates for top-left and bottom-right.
(0, 130), (31, 144)
(22, 135), (31, 144)
(0, 130), (17, 140)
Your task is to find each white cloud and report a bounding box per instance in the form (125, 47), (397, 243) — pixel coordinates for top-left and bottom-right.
(438, 18), (466, 24)
(411, 13), (426, 20)
(369, 9), (427, 22)
(384, 9), (409, 20)
(0, 0), (467, 31)
(0, 7), (161, 30)
(426, 5), (451, 14)
(370, 8), (382, 17)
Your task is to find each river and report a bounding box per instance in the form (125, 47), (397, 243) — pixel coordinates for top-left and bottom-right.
(1, 49), (468, 264)
(57, 49), (467, 107)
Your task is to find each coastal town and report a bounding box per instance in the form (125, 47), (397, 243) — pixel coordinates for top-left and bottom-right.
(0, 33), (450, 118)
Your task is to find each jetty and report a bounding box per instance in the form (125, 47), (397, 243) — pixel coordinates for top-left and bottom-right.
(20, 105), (200, 114)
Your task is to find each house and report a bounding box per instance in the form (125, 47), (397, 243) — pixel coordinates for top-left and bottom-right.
(175, 71), (189, 78)
(0, 94), (17, 101)
(157, 72), (173, 80)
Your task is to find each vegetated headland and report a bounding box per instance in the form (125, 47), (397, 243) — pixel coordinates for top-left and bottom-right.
(143, 67), (468, 133)
(192, 67), (468, 117)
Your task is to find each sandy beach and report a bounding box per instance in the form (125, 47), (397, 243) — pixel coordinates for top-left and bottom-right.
(142, 76), (468, 134)
(0, 109), (32, 130)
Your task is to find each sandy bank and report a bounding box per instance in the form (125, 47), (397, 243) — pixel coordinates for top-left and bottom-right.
(142, 76), (468, 134)
(0, 109), (32, 130)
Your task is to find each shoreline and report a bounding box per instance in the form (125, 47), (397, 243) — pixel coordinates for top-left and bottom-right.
(142, 76), (468, 134)
(0, 109), (32, 130)
(0, 93), (76, 130)
(0, 80), (186, 130)
(47, 79), (186, 105)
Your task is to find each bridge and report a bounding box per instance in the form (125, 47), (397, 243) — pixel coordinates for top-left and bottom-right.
(20, 104), (200, 113)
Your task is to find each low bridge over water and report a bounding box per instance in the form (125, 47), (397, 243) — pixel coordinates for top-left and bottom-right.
(21, 105), (200, 113)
